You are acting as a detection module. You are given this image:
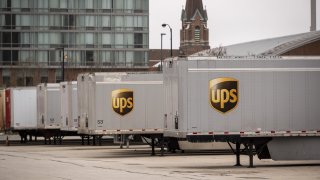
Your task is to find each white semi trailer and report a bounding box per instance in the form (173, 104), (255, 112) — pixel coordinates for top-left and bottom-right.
(37, 83), (61, 144)
(77, 72), (165, 153)
(4, 87), (37, 142)
(60, 81), (78, 132)
(163, 57), (320, 167)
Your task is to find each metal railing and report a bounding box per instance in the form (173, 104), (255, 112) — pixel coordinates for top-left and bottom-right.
(0, 61), (149, 68)
(0, 8), (149, 14)
(0, 25), (149, 32)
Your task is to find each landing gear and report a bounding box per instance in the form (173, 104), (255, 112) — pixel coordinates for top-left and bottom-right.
(19, 131), (28, 143)
(229, 137), (272, 168)
(160, 135), (165, 156)
(81, 135), (84, 145)
(87, 135), (90, 145)
(92, 135), (96, 146)
(235, 142), (242, 167)
(151, 137), (155, 156)
(98, 136), (102, 146)
(248, 141), (254, 168)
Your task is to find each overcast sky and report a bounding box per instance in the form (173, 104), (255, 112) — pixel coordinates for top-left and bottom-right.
(150, 0), (320, 49)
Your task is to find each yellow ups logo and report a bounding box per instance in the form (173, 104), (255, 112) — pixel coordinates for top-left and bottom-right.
(209, 78), (238, 113)
(112, 89), (134, 116)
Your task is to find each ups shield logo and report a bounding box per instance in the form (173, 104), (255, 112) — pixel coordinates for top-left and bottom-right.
(112, 89), (134, 116)
(209, 78), (238, 114)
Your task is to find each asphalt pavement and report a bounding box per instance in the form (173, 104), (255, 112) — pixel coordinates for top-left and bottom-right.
(0, 143), (320, 180)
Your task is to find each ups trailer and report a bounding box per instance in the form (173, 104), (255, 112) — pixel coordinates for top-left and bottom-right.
(77, 72), (167, 154)
(77, 73), (131, 146)
(4, 87), (38, 142)
(60, 82), (78, 133)
(0, 90), (5, 132)
(37, 83), (62, 144)
(163, 57), (320, 167)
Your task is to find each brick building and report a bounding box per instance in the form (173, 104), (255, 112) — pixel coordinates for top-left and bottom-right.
(149, 0), (211, 66)
(180, 0), (210, 56)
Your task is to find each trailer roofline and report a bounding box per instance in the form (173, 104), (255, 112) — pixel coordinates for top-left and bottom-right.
(188, 68), (320, 72)
(96, 81), (163, 85)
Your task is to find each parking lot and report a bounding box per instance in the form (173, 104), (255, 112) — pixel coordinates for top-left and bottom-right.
(1, 140), (320, 180)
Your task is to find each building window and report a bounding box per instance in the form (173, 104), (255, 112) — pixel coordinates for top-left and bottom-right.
(11, 0), (30, 12)
(0, 15), (4, 29)
(134, 16), (142, 28)
(19, 51), (30, 62)
(49, 0), (58, 8)
(26, 76), (33, 86)
(134, 33), (143, 48)
(115, 51), (125, 66)
(134, 0), (143, 12)
(76, 33), (85, 46)
(16, 15), (31, 29)
(195, 26), (200, 42)
(40, 69), (48, 83)
(56, 69), (62, 83)
(68, 15), (75, 28)
(17, 77), (24, 86)
(39, 15), (49, 30)
(49, 15), (61, 29)
(49, 33), (62, 47)
(3, 50), (11, 64)
(49, 50), (58, 64)
(101, 16), (111, 29)
(2, 69), (10, 87)
(102, 33), (112, 48)
(125, 16), (133, 29)
(100, 51), (111, 65)
(85, 16), (95, 29)
(86, 51), (94, 65)
(86, 0), (94, 12)
(125, 33), (134, 48)
(134, 51), (146, 66)
(114, 0), (124, 11)
(115, 34), (124, 48)
(37, 51), (49, 63)
(16, 76), (33, 86)
(20, 32), (30, 47)
(101, 0), (112, 11)
(41, 77), (48, 83)
(66, 32), (76, 47)
(60, 0), (67, 9)
(126, 51), (134, 67)
(125, 0), (134, 12)
(86, 33), (94, 48)
(38, 0), (49, 12)
(115, 16), (124, 28)
(12, 32), (19, 48)
(2, 32), (11, 47)
(2, 76), (10, 87)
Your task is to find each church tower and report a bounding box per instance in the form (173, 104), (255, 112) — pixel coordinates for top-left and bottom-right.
(180, 0), (210, 55)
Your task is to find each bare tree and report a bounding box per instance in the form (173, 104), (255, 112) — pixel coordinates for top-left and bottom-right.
(193, 45), (226, 57)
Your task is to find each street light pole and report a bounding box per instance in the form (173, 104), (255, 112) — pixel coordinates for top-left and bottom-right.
(56, 47), (65, 82)
(162, 23), (173, 57)
(160, 33), (166, 71)
(62, 48), (65, 82)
